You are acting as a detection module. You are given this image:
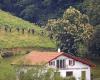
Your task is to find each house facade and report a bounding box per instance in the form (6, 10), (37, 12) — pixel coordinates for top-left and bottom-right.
(48, 54), (91, 80)
(12, 51), (95, 80)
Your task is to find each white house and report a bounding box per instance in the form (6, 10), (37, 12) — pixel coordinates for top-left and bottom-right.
(12, 51), (95, 80)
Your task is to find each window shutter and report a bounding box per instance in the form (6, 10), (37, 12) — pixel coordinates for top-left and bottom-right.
(73, 60), (75, 65)
(69, 60), (71, 65)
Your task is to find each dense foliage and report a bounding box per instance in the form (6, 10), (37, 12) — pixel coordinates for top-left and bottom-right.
(46, 7), (93, 56)
(83, 0), (100, 26)
(0, 0), (99, 27)
(88, 25), (100, 57)
(82, 0), (100, 57)
(0, 0), (83, 25)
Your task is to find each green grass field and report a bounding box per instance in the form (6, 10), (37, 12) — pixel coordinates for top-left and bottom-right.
(0, 10), (56, 49)
(0, 30), (56, 49)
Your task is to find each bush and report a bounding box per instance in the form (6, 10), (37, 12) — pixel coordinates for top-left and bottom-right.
(25, 51), (30, 54)
(63, 76), (76, 80)
(17, 65), (76, 80)
(1, 51), (14, 58)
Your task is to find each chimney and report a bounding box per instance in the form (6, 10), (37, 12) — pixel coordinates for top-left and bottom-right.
(58, 48), (61, 53)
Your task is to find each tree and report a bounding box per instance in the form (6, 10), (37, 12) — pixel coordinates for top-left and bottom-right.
(19, 4), (39, 22)
(46, 6), (93, 56)
(82, 0), (100, 57)
(83, 0), (100, 26)
(88, 25), (100, 57)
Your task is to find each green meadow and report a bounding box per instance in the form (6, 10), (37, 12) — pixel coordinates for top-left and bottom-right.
(0, 10), (56, 49)
(0, 30), (56, 49)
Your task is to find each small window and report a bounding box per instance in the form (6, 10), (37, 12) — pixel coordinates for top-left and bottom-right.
(57, 60), (60, 68)
(49, 61), (52, 65)
(62, 59), (66, 68)
(69, 60), (75, 66)
(53, 61), (55, 66)
(66, 71), (73, 76)
(49, 61), (55, 66)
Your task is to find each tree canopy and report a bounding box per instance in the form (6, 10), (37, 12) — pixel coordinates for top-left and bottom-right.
(0, 0), (84, 25)
(83, 0), (100, 26)
(46, 7), (93, 56)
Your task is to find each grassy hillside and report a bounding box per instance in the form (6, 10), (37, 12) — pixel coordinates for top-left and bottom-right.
(0, 10), (56, 49)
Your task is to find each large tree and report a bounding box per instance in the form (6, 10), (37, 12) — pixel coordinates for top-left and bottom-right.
(82, 0), (100, 57)
(83, 0), (100, 26)
(46, 7), (93, 56)
(88, 25), (100, 57)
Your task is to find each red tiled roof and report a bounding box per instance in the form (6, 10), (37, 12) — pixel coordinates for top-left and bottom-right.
(11, 51), (96, 67)
(62, 53), (96, 67)
(11, 51), (63, 65)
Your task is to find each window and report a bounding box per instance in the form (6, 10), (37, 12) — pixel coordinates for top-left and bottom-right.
(56, 59), (66, 69)
(69, 60), (75, 66)
(62, 59), (66, 68)
(49, 62), (52, 65)
(53, 61), (55, 66)
(57, 60), (60, 68)
(60, 60), (63, 68)
(66, 71), (73, 77)
(49, 61), (55, 66)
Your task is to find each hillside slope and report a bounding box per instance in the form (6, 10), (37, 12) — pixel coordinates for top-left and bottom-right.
(0, 10), (56, 49)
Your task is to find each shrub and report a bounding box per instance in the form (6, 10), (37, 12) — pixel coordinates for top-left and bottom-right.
(17, 65), (76, 80)
(1, 51), (14, 58)
(25, 51), (30, 54)
(63, 76), (76, 80)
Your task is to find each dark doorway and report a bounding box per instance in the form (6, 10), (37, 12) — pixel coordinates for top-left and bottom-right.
(66, 71), (73, 77)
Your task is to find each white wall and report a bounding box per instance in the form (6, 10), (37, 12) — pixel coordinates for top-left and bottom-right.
(59, 68), (91, 80)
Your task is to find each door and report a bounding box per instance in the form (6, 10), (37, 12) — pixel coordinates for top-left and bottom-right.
(66, 71), (73, 77)
(81, 71), (86, 80)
